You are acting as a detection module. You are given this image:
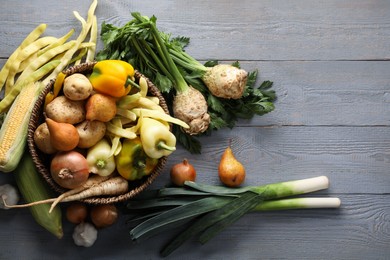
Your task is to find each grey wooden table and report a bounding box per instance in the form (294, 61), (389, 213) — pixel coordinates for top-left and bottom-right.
(1, 0), (389, 259)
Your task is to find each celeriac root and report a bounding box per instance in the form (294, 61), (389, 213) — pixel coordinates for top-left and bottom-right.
(172, 86), (210, 135)
(4, 176), (128, 213)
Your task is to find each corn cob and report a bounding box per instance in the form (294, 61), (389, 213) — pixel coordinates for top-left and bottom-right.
(0, 81), (42, 172)
(14, 149), (63, 238)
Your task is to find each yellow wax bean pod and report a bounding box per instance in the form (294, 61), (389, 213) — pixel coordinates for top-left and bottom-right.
(86, 14), (98, 62)
(17, 36), (58, 61)
(0, 23), (47, 93)
(106, 121), (137, 139)
(37, 29), (75, 56)
(131, 108), (189, 129)
(0, 59), (60, 113)
(16, 40), (77, 83)
(139, 76), (148, 97)
(116, 107), (137, 122)
(116, 92), (142, 109)
(43, 0), (98, 86)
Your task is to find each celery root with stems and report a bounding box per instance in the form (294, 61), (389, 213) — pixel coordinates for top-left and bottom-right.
(169, 48), (249, 99)
(97, 12), (276, 153)
(100, 13), (210, 135)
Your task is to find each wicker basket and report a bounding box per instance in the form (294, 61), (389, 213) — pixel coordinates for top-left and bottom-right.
(27, 62), (168, 204)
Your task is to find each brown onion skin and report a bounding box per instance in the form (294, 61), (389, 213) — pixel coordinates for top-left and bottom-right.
(90, 204), (118, 228)
(66, 202), (88, 224)
(170, 159), (197, 186)
(50, 151), (90, 189)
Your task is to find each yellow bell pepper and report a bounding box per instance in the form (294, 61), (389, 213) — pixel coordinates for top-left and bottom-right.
(115, 137), (159, 181)
(89, 60), (135, 98)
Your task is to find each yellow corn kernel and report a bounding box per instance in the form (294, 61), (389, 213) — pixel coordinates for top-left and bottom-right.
(0, 82), (40, 172)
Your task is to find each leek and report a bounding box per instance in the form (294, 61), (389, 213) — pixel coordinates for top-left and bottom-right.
(125, 176), (341, 257)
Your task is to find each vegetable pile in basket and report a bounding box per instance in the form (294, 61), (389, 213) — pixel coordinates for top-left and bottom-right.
(7, 59), (188, 210)
(96, 12), (276, 153)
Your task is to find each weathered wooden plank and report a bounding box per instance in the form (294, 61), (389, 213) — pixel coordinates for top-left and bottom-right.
(0, 0), (389, 61)
(0, 194), (388, 259)
(0, 1), (389, 259)
(156, 125), (390, 194)
(238, 60), (390, 127)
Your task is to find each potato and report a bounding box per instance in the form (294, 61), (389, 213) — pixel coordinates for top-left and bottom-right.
(63, 73), (93, 101)
(34, 122), (57, 154)
(45, 96), (86, 124)
(76, 120), (106, 148)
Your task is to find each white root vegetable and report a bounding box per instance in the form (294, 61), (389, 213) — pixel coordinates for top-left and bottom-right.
(73, 222), (98, 247)
(173, 86), (210, 135)
(49, 174), (111, 212)
(4, 176), (129, 213)
(202, 64), (248, 99)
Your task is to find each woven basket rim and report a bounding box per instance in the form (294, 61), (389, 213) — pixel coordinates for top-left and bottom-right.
(27, 61), (168, 204)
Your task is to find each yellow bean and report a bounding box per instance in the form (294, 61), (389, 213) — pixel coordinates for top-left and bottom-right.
(132, 108), (189, 129)
(139, 76), (148, 97)
(116, 107), (137, 121)
(6, 36), (57, 92)
(17, 52), (38, 73)
(108, 119), (123, 157)
(0, 23), (47, 93)
(37, 29), (75, 56)
(5, 36), (57, 91)
(106, 121), (137, 139)
(16, 41), (76, 84)
(17, 36), (58, 61)
(125, 97), (165, 112)
(117, 92), (142, 108)
(86, 15), (98, 62)
(0, 60), (60, 113)
(43, 0), (97, 85)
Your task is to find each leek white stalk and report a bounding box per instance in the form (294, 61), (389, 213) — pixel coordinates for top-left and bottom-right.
(250, 176), (330, 199)
(253, 197), (341, 211)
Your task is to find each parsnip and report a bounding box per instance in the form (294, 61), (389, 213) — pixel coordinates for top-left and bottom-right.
(4, 176), (129, 213)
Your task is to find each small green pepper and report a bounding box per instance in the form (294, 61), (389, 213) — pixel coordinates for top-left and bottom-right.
(115, 137), (159, 181)
(140, 117), (177, 159)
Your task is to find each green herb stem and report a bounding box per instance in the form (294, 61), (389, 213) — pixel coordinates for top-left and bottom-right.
(169, 48), (207, 72)
(132, 12), (189, 93)
(133, 37), (175, 82)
